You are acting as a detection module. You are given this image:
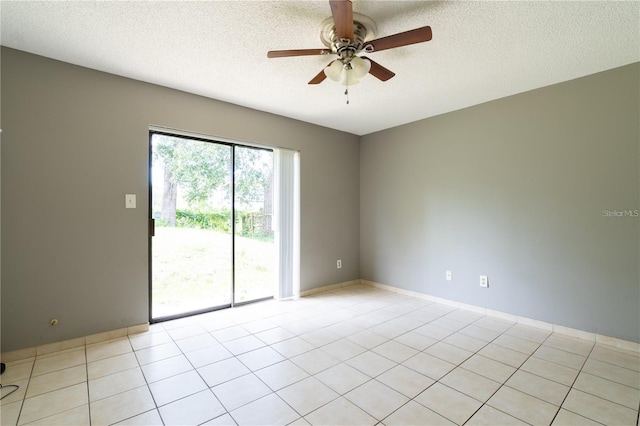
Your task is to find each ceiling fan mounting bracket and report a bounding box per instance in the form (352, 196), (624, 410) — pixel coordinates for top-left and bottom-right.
(319, 13), (376, 54)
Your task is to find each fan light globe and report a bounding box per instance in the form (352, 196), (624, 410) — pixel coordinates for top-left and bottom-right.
(324, 61), (343, 82)
(351, 57), (371, 79)
(341, 69), (360, 86)
(324, 57), (371, 87)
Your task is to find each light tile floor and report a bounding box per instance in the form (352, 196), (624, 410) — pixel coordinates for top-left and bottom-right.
(2, 284), (639, 425)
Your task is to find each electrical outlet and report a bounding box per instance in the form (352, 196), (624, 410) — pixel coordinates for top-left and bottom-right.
(446, 270), (452, 281)
(480, 275), (489, 288)
(337, 259), (342, 269)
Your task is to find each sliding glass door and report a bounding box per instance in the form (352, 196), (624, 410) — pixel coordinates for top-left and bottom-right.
(150, 132), (274, 320)
(234, 146), (275, 304)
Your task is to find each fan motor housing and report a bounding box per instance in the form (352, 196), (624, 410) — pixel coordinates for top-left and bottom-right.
(319, 13), (376, 54)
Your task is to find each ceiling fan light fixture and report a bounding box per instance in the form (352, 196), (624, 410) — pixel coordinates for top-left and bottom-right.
(351, 56), (371, 79)
(267, 0), (432, 96)
(324, 57), (369, 87)
(324, 60), (343, 81)
(341, 68), (360, 86)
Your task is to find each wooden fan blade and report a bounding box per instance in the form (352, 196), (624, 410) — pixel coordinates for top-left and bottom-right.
(268, 48), (331, 58)
(364, 26), (432, 53)
(308, 71), (327, 84)
(330, 0), (354, 43)
(361, 57), (395, 81)
(309, 62), (334, 84)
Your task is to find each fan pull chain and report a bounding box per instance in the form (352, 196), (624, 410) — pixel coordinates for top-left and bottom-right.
(344, 88), (350, 105)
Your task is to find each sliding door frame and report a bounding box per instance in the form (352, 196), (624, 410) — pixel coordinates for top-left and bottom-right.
(148, 129), (274, 323)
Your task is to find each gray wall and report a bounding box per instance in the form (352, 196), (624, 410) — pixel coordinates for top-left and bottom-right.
(361, 63), (640, 343)
(3, 47), (638, 352)
(1, 47), (361, 352)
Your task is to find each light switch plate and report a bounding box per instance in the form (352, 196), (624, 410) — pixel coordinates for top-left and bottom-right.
(125, 194), (136, 209)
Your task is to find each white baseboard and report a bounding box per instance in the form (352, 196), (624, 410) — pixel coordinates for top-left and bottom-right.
(300, 280), (361, 297)
(4, 278), (638, 362)
(1, 323), (149, 363)
(359, 279), (639, 353)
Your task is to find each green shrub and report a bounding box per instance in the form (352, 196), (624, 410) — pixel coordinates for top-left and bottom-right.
(175, 209), (232, 233)
(159, 209), (273, 242)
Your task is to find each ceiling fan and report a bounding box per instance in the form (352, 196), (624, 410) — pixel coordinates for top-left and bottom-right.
(267, 0), (432, 91)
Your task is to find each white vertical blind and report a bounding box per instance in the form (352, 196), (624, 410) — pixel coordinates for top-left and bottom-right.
(274, 149), (300, 299)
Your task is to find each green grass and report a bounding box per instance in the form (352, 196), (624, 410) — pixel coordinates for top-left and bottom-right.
(152, 227), (274, 318)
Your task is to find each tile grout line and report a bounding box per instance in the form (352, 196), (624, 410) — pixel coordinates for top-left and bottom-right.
(588, 346), (640, 373)
(14, 348), (92, 425)
(13, 352), (36, 426)
(278, 294), (427, 422)
(121, 334), (160, 425)
(492, 327), (615, 424)
(212, 322), (302, 424)
(487, 328), (561, 426)
(433, 315), (595, 425)
(451, 316), (527, 425)
(410, 324), (493, 424)
(219, 316), (347, 423)
(82, 334), (159, 425)
(294, 295), (429, 423)
(368, 301), (517, 423)
(85, 343), (91, 426)
(553, 341), (640, 423)
(275, 311), (374, 422)
(163, 319), (296, 425)
(338, 307), (502, 424)
(341, 308), (507, 425)
(547, 338), (596, 425)
(254, 343), (328, 424)
(142, 322), (170, 424)
(150, 321), (209, 424)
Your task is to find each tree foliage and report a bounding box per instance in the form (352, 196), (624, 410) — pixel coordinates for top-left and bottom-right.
(234, 146), (273, 207)
(152, 134), (273, 226)
(154, 135), (231, 204)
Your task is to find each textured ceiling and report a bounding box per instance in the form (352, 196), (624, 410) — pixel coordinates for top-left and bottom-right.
(1, 1), (639, 135)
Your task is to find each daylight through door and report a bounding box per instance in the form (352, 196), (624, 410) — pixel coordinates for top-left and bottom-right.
(150, 132), (274, 320)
